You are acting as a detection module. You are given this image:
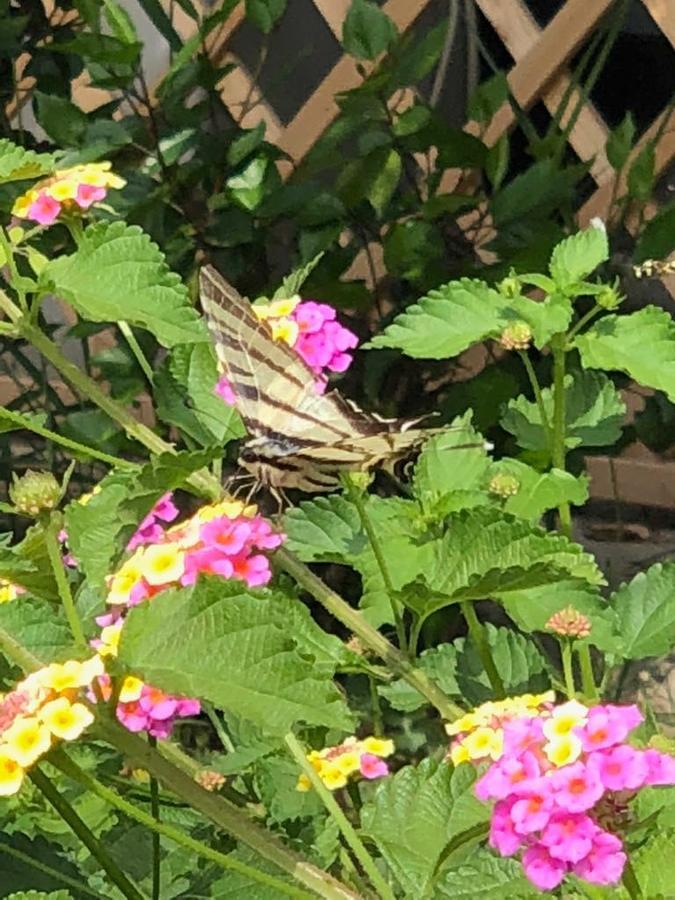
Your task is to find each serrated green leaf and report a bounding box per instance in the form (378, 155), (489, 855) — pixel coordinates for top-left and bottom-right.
(379, 642), (460, 712)
(254, 756), (323, 823)
(0, 595), (74, 663)
(506, 292), (573, 348)
(631, 831), (675, 896)
(6, 893), (72, 900)
(342, 0), (397, 60)
(413, 413), (490, 509)
(606, 113), (635, 171)
(369, 279), (507, 358)
(501, 370), (625, 453)
(434, 850), (538, 897)
(0, 535), (58, 601)
(0, 140), (57, 184)
(575, 306), (675, 402)
(207, 846), (296, 898)
(274, 252), (325, 299)
(118, 578), (353, 733)
(549, 226), (609, 291)
(361, 759), (488, 895)
(42, 222), (205, 348)
(609, 562), (675, 659)
(489, 459), (588, 521)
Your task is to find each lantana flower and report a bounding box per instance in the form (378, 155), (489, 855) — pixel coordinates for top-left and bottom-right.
(215, 295), (358, 402)
(448, 695), (675, 892)
(0, 578), (23, 604)
(12, 162), (126, 226)
(296, 736), (394, 792)
(0, 656), (102, 796)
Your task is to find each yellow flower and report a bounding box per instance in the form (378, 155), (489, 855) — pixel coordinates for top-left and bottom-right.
(107, 556), (145, 605)
(79, 485), (102, 505)
(138, 543), (185, 586)
(525, 690), (556, 707)
(445, 712), (480, 736)
(462, 726), (503, 761)
(11, 190), (38, 218)
(39, 698), (93, 741)
(0, 578), (20, 604)
(296, 773), (312, 792)
(98, 622), (123, 658)
(450, 743), (470, 766)
(269, 318), (299, 346)
(542, 700), (588, 741)
(253, 297), (300, 320)
(320, 764), (347, 791)
(2, 716), (52, 767)
(334, 751), (361, 776)
(0, 751), (24, 796)
(46, 179), (78, 202)
(361, 737), (394, 758)
(119, 676), (144, 703)
(544, 733), (583, 768)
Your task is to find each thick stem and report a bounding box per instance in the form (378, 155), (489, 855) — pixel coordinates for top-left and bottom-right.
(285, 733), (396, 900)
(0, 286), (22, 322)
(149, 738), (161, 900)
(44, 517), (87, 648)
(0, 841), (101, 898)
(561, 640), (576, 699)
(622, 859), (643, 900)
(345, 479), (407, 654)
(461, 601), (505, 698)
(577, 643), (599, 702)
(275, 547), (464, 721)
(551, 339), (572, 538)
(30, 767), (147, 900)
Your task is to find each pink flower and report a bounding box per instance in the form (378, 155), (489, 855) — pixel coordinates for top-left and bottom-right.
(489, 799), (524, 857)
(577, 705), (641, 752)
(510, 785), (553, 834)
(214, 376), (237, 406)
(294, 301), (327, 333)
(522, 844), (567, 891)
(540, 813), (597, 863)
(643, 748), (675, 785)
(501, 716), (544, 757)
(139, 687), (178, 721)
(76, 183), (106, 208)
(232, 553), (271, 587)
(359, 753), (389, 780)
(181, 548), (234, 585)
(573, 830), (626, 885)
(116, 701), (150, 733)
(200, 518), (252, 556)
(154, 495), (179, 523)
(475, 751), (541, 801)
(28, 193), (61, 225)
(550, 761), (605, 813)
(588, 745), (649, 792)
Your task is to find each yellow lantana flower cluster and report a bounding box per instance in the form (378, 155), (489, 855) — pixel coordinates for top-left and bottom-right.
(0, 656), (103, 796)
(252, 296), (301, 345)
(0, 578), (23, 604)
(296, 736), (394, 792)
(12, 162), (125, 226)
(446, 691), (556, 766)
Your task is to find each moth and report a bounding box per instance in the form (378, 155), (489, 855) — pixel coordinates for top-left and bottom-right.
(200, 264), (445, 494)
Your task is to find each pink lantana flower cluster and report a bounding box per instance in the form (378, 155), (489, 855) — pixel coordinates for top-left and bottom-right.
(215, 295), (358, 403)
(448, 695), (675, 892)
(12, 162), (125, 226)
(93, 498), (284, 738)
(296, 736), (394, 792)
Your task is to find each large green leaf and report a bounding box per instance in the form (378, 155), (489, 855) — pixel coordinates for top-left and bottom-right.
(500, 369), (625, 453)
(0, 595), (73, 664)
(505, 292), (573, 348)
(369, 279), (507, 358)
(42, 222), (205, 348)
(0, 140), (57, 184)
(361, 760), (488, 895)
(245, 0), (287, 33)
(631, 831), (675, 897)
(609, 562), (675, 659)
(575, 306), (675, 402)
(434, 851), (538, 898)
(342, 0), (397, 60)
(118, 578), (353, 733)
(549, 226), (608, 292)
(0, 533), (57, 601)
(488, 459), (588, 521)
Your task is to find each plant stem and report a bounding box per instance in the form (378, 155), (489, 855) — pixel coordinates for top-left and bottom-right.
(91, 719), (359, 899)
(30, 766), (147, 900)
(203, 700), (236, 752)
(561, 640), (576, 698)
(622, 859), (643, 899)
(345, 479), (407, 654)
(285, 733), (396, 900)
(119, 320), (155, 386)
(369, 675), (384, 735)
(461, 601), (505, 697)
(148, 737), (161, 900)
(518, 350), (552, 448)
(0, 226), (27, 310)
(44, 516), (86, 648)
(0, 841), (101, 898)
(0, 286), (21, 322)
(551, 338), (572, 538)
(0, 405), (136, 469)
(577, 643), (599, 702)
(566, 303), (602, 345)
(276, 547), (464, 720)
(0, 623), (41, 672)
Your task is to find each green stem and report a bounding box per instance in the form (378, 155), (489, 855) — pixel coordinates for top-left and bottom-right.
(0, 227), (27, 310)
(44, 517), (86, 648)
(276, 547), (464, 721)
(577, 643), (599, 702)
(461, 600), (505, 698)
(409, 614), (424, 658)
(566, 303), (602, 345)
(92, 718), (359, 900)
(622, 859), (643, 900)
(345, 478), (407, 655)
(561, 640), (576, 699)
(0, 286), (22, 322)
(369, 675), (384, 735)
(119, 320), (155, 385)
(518, 350), (552, 449)
(0, 405), (136, 469)
(30, 766), (147, 900)
(203, 701), (236, 752)
(0, 841), (101, 898)
(149, 738), (161, 900)
(285, 733), (395, 900)
(551, 338), (572, 538)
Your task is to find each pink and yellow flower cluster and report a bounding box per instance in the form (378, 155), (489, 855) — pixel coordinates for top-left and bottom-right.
(448, 695), (675, 892)
(215, 296), (358, 403)
(296, 736), (394, 792)
(0, 657), (102, 796)
(93, 496), (283, 738)
(12, 162), (125, 226)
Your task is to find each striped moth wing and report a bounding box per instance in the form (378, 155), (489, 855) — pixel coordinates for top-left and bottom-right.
(199, 264), (440, 492)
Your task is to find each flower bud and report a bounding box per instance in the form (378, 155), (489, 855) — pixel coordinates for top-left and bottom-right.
(546, 606), (591, 639)
(499, 321), (532, 351)
(489, 473), (520, 498)
(195, 769), (226, 792)
(498, 274), (521, 298)
(9, 470), (61, 517)
(596, 281), (623, 310)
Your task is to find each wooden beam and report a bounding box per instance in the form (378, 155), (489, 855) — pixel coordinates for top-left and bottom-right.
(640, 0), (675, 48)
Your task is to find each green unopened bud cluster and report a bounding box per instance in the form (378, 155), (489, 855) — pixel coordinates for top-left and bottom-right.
(489, 472), (520, 498)
(499, 321), (532, 351)
(596, 278), (623, 310)
(9, 470), (61, 516)
(498, 274), (521, 299)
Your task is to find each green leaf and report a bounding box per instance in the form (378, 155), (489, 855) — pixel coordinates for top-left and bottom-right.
(226, 156), (269, 210)
(102, 0), (138, 43)
(227, 121), (266, 167)
(369, 279), (507, 358)
(575, 306), (675, 402)
(491, 160), (579, 228)
(549, 226), (609, 291)
(627, 142), (655, 200)
(34, 93), (88, 147)
(467, 73), (509, 124)
(631, 831), (675, 897)
(53, 33), (141, 67)
(381, 219), (445, 283)
(0, 139), (57, 184)
(609, 562), (675, 659)
(342, 0), (397, 60)
(65, 450), (215, 594)
(274, 252), (325, 299)
(245, 0), (287, 33)
(208, 847), (296, 898)
(42, 222), (205, 348)
(434, 850), (538, 898)
(6, 893), (72, 900)
(635, 202), (675, 263)
(367, 148), (401, 216)
(489, 459), (589, 521)
(606, 112), (635, 170)
(505, 292), (573, 348)
(500, 370), (625, 453)
(361, 759), (488, 895)
(254, 755), (323, 823)
(118, 578), (353, 733)
(379, 642), (459, 712)
(436, 130), (488, 170)
(0, 595), (73, 663)
(0, 532), (58, 601)
(486, 133), (509, 190)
